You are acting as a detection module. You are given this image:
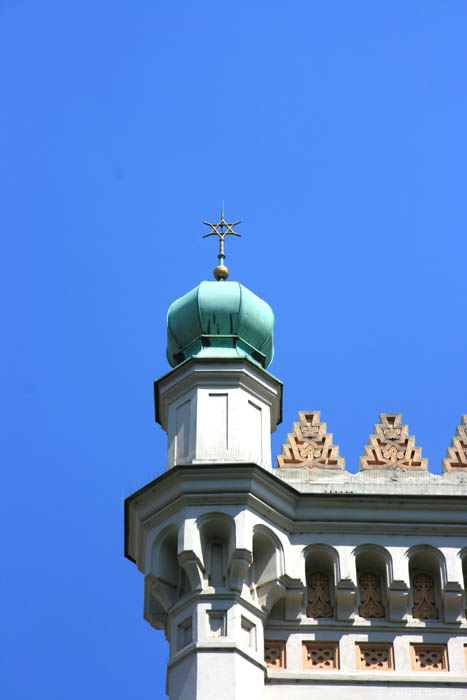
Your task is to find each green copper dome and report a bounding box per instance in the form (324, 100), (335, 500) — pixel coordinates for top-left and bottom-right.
(167, 281), (274, 369)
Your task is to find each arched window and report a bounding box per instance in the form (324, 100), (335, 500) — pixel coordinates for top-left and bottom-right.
(408, 547), (443, 620)
(355, 546), (390, 619)
(304, 545), (338, 619)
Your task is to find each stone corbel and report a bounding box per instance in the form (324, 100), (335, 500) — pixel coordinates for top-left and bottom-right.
(442, 582), (463, 623)
(229, 548), (252, 592)
(151, 578), (177, 611)
(178, 550), (204, 591)
(257, 579), (284, 611)
(143, 575), (169, 637)
(388, 580), (409, 621)
(257, 575), (304, 620)
(335, 578), (357, 620)
(281, 575), (304, 621)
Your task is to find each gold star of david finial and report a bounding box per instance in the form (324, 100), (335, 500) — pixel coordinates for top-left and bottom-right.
(203, 202), (242, 280)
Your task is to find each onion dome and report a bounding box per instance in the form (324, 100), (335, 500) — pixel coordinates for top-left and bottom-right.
(167, 280), (274, 369)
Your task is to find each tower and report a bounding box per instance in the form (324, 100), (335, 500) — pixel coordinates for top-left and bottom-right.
(125, 211), (467, 699)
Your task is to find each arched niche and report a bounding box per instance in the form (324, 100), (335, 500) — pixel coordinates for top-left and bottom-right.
(268, 598), (286, 621)
(251, 526), (284, 589)
(303, 544), (339, 619)
(151, 526), (179, 588)
(149, 525), (190, 610)
(460, 548), (467, 588)
(354, 544), (392, 619)
(197, 513), (235, 588)
(407, 545), (445, 620)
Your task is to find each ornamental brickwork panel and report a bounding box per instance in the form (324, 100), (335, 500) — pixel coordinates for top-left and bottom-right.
(307, 571), (333, 618)
(442, 415), (467, 473)
(359, 414), (428, 471)
(277, 411), (344, 469)
(356, 643), (394, 670)
(358, 572), (385, 618)
(264, 640), (286, 669)
(411, 644), (448, 671)
(412, 573), (438, 619)
(303, 641), (339, 670)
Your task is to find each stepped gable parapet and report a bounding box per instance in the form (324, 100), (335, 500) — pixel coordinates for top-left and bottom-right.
(359, 413), (427, 472)
(442, 415), (467, 473)
(276, 411), (345, 470)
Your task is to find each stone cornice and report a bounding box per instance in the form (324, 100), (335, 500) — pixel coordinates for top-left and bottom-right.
(125, 463), (467, 566)
(154, 357), (283, 431)
(265, 619), (467, 633)
(168, 640), (267, 674)
(168, 588), (267, 622)
(266, 670), (467, 686)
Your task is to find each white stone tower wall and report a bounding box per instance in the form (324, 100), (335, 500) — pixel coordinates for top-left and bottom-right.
(126, 479), (467, 699)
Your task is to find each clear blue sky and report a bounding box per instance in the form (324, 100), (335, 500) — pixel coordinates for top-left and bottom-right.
(2, 1), (466, 698)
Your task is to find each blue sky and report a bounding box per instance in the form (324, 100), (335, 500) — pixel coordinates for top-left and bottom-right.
(2, 1), (466, 698)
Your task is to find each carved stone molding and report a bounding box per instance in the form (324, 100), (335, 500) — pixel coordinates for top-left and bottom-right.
(277, 411), (345, 470)
(412, 573), (438, 619)
(359, 414), (428, 471)
(358, 571), (385, 618)
(443, 415), (467, 473)
(306, 571), (333, 618)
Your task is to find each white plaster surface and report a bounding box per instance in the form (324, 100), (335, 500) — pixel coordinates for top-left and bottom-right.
(275, 465), (467, 496)
(122, 348), (467, 699)
(167, 650), (265, 700)
(156, 359), (282, 471)
(126, 452), (467, 699)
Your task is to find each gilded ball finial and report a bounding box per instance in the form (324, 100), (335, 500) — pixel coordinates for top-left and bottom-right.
(213, 265), (229, 281)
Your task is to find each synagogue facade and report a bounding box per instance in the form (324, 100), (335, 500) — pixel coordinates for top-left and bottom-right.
(125, 213), (467, 699)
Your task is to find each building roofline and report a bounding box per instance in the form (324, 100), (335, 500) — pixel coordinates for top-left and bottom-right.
(124, 463), (467, 563)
